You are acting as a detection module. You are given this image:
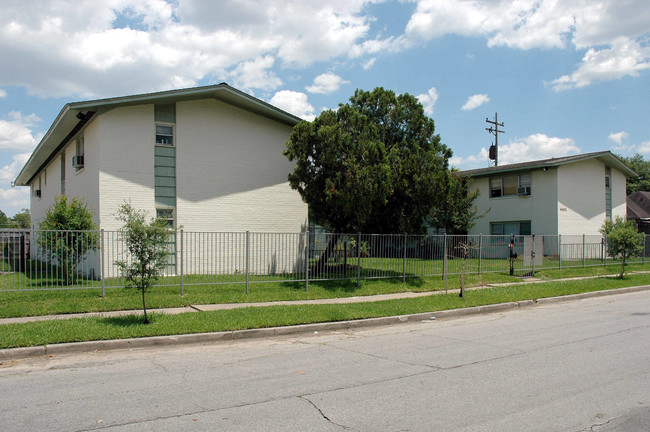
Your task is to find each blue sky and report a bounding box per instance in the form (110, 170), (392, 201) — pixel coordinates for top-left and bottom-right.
(1, 0), (649, 217)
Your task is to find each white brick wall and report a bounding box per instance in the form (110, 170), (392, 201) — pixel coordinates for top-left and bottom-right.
(97, 104), (156, 231)
(175, 98), (307, 233)
(557, 159), (606, 235)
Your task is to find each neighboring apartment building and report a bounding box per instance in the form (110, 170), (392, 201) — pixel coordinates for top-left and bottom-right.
(460, 151), (637, 236)
(14, 83), (307, 233)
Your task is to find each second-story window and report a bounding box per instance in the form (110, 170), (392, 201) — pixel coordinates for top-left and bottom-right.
(490, 172), (531, 197)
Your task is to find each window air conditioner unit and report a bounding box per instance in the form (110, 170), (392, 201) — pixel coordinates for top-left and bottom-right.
(72, 155), (84, 168)
(33, 189), (41, 198)
(517, 186), (531, 196)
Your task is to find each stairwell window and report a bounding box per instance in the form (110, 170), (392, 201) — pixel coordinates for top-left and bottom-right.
(155, 124), (174, 146)
(155, 104), (175, 146)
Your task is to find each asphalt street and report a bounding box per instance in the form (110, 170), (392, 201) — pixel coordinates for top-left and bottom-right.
(1, 291), (648, 431)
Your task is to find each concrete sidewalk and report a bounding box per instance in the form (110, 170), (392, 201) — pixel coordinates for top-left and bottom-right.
(0, 272), (643, 325)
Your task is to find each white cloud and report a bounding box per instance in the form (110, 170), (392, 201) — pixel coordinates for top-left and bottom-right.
(461, 94), (489, 111)
(0, 89), (6, 98)
(0, 0), (374, 98)
(452, 134), (581, 169)
(406, 1), (650, 51)
(229, 55), (283, 92)
(608, 131), (629, 146)
(450, 147), (489, 169)
(362, 57), (376, 70)
(549, 38), (650, 91)
(0, 152), (31, 215)
(0, 152), (30, 184)
(416, 87), (439, 116)
(405, 0), (576, 50)
(0, 112), (42, 152)
(498, 134), (581, 165)
(305, 72), (349, 94)
(269, 90), (315, 120)
(636, 141), (650, 155)
(404, 1), (650, 90)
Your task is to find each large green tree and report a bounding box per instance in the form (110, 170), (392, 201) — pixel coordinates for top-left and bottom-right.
(284, 87), (452, 235)
(0, 209), (31, 228)
(429, 172), (484, 234)
(0, 210), (8, 228)
(11, 209), (30, 228)
(617, 153), (650, 195)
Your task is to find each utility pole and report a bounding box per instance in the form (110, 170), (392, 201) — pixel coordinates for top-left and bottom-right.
(486, 112), (504, 166)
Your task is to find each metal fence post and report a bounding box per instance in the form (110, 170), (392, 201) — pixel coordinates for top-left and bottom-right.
(100, 229), (105, 298)
(245, 230), (250, 295)
(604, 234), (607, 267)
(305, 230), (309, 292)
(641, 233), (646, 264)
(531, 234), (536, 277)
(402, 233), (407, 283)
(478, 234), (482, 275)
(558, 234), (562, 270)
(180, 230), (184, 296)
(357, 232), (361, 289)
(582, 234), (586, 268)
(443, 233), (448, 293)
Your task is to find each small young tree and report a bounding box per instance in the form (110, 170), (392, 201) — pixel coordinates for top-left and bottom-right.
(39, 196), (99, 284)
(115, 203), (174, 324)
(600, 216), (644, 278)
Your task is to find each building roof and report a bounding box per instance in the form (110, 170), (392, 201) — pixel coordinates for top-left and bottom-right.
(627, 191), (650, 220)
(14, 83), (302, 186)
(458, 151), (638, 179)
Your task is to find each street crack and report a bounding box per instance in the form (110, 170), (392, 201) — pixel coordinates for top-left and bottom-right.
(299, 395), (359, 431)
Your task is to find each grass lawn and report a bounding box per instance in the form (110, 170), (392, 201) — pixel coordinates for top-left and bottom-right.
(1, 259), (648, 319)
(0, 272), (516, 318)
(1, 272), (648, 349)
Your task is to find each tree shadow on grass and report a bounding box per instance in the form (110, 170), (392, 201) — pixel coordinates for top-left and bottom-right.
(101, 314), (149, 327)
(279, 273), (427, 294)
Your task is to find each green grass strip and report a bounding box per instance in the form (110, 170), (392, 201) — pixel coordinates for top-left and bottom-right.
(0, 272), (516, 318)
(1, 273), (648, 349)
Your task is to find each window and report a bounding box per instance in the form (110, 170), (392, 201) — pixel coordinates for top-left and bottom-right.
(60, 152), (66, 195)
(33, 176), (42, 198)
(74, 135), (84, 171)
(490, 172), (531, 197)
(155, 124), (174, 146)
(490, 221), (531, 236)
(155, 104), (175, 146)
(156, 208), (175, 228)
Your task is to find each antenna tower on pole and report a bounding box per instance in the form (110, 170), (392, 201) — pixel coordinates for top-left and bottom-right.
(486, 113), (505, 166)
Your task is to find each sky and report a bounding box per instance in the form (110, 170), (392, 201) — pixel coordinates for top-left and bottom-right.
(1, 0), (649, 217)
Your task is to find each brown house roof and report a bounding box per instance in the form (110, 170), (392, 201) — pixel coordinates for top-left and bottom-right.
(627, 191), (650, 220)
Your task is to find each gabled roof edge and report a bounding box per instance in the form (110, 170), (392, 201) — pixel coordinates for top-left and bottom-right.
(459, 151), (638, 178)
(14, 83), (302, 186)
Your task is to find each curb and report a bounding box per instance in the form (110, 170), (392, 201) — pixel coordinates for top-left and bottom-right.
(1, 285), (648, 361)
